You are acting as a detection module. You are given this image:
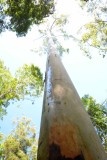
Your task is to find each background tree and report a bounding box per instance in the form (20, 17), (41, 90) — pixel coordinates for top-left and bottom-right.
(82, 95), (107, 152)
(77, 0), (107, 57)
(0, 0), (54, 36)
(0, 117), (37, 159)
(0, 60), (43, 120)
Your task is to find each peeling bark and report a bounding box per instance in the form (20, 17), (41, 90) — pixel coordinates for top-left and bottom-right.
(37, 41), (107, 160)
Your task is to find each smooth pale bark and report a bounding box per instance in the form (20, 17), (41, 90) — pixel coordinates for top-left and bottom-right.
(37, 47), (107, 160)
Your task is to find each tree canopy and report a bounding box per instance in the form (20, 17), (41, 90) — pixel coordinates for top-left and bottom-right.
(0, 0), (54, 36)
(0, 117), (37, 159)
(82, 95), (107, 152)
(78, 0), (107, 57)
(0, 60), (43, 119)
(1, 0), (107, 56)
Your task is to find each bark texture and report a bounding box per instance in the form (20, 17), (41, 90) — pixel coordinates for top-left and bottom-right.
(37, 50), (107, 160)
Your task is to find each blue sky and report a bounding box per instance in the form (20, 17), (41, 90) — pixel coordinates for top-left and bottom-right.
(0, 0), (107, 136)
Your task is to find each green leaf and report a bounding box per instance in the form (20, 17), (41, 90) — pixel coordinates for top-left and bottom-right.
(82, 94), (107, 152)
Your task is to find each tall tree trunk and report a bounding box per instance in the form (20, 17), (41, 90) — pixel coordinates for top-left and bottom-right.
(37, 40), (107, 160)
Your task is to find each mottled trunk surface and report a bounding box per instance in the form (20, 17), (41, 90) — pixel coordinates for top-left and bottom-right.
(37, 51), (107, 160)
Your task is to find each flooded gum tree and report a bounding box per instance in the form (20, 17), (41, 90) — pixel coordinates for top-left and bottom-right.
(37, 36), (107, 160)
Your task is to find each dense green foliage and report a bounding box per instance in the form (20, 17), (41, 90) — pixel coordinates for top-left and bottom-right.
(0, 60), (43, 119)
(0, 0), (54, 36)
(82, 95), (107, 152)
(0, 117), (37, 159)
